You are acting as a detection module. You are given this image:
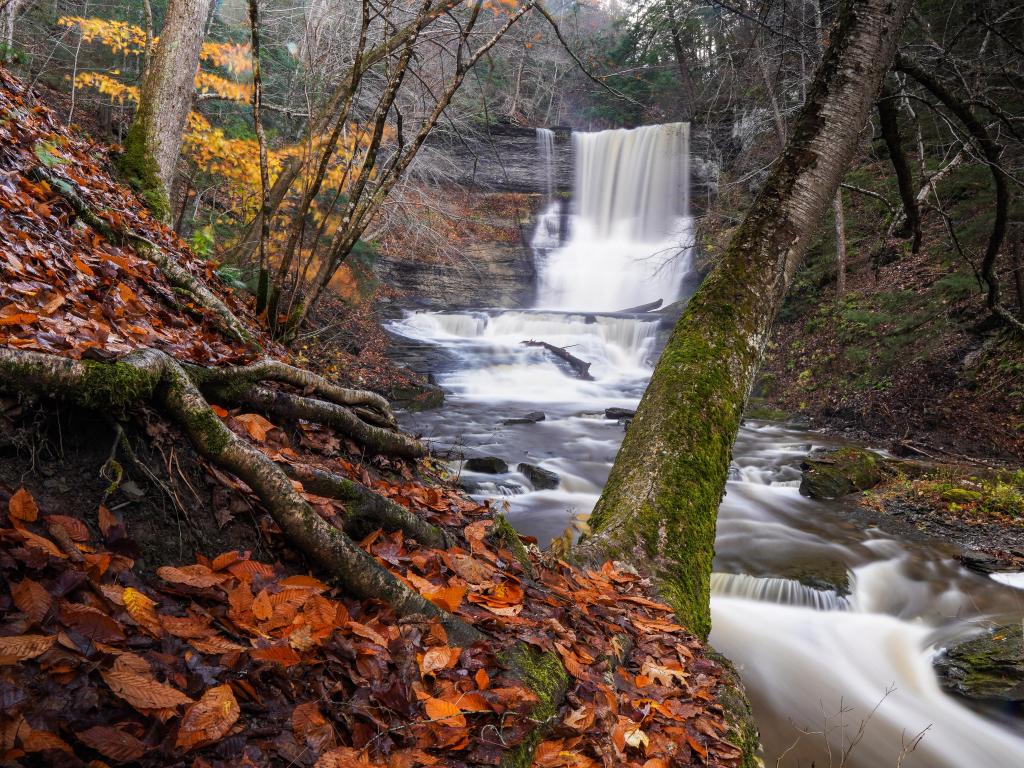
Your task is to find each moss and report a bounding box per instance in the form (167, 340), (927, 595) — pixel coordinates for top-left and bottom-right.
(499, 646), (569, 768)
(79, 360), (156, 412)
(179, 404), (232, 457)
(709, 651), (764, 768)
(799, 447), (885, 499)
(118, 117), (170, 221)
(491, 514), (534, 576)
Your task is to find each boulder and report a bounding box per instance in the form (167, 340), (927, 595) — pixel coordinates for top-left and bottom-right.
(517, 463), (559, 490)
(934, 623), (1024, 702)
(799, 447), (885, 499)
(503, 411), (546, 425)
(605, 407), (636, 420)
(464, 456), (508, 474)
(386, 380), (444, 411)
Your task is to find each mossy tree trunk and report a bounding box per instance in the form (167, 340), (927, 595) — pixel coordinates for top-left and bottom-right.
(120, 0), (213, 220)
(577, 0), (916, 640)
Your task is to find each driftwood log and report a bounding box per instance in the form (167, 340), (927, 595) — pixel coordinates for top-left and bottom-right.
(522, 340), (594, 380)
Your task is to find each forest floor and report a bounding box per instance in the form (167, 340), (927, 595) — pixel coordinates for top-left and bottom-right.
(0, 69), (749, 768)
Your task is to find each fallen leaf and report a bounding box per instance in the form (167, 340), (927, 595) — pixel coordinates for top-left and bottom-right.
(75, 725), (149, 762)
(9, 487), (38, 521)
(175, 683), (240, 751)
(0, 634), (56, 664)
(101, 666), (192, 710)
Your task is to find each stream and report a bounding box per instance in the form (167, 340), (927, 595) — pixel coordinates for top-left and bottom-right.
(386, 124), (1024, 765)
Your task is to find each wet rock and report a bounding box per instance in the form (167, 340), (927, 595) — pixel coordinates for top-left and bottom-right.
(934, 623), (1024, 702)
(960, 549), (1013, 574)
(605, 407), (636, 420)
(517, 463), (559, 490)
(386, 380), (445, 411)
(503, 411), (546, 425)
(799, 447), (885, 499)
(464, 456), (508, 474)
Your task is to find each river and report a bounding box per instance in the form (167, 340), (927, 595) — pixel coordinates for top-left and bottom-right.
(386, 124), (1024, 766)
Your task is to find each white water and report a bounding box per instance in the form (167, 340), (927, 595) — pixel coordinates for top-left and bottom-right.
(536, 127), (554, 202)
(534, 123), (694, 311)
(387, 124), (1024, 766)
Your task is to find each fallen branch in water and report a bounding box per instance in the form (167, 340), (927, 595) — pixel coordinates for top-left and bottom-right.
(522, 340), (594, 380)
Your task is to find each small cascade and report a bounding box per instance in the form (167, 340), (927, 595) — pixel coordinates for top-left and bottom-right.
(711, 572), (852, 611)
(534, 123), (694, 311)
(535, 127), (555, 202)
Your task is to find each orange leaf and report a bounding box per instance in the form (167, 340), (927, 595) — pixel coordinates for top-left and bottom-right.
(210, 404), (229, 418)
(73, 254), (96, 277)
(250, 644), (301, 667)
(252, 589), (272, 621)
(175, 684), (240, 751)
(424, 584), (466, 612)
(419, 646), (461, 676)
(0, 634), (56, 664)
(423, 696), (466, 727)
(475, 668), (489, 690)
(98, 504), (118, 537)
(315, 746), (370, 768)
(122, 587), (163, 637)
(9, 487), (38, 521)
(234, 413), (276, 442)
(157, 564), (225, 588)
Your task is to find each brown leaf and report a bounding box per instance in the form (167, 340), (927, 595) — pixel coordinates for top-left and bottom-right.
(76, 725), (150, 762)
(175, 683), (240, 751)
(101, 666), (193, 710)
(98, 504), (118, 537)
(11, 579), (53, 624)
(315, 747), (369, 768)
(9, 487), (38, 521)
(59, 601), (125, 643)
(43, 514), (89, 541)
(0, 634), (56, 664)
(293, 701), (336, 756)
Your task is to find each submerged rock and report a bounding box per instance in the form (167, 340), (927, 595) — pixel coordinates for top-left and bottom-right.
(605, 407), (636, 420)
(799, 447), (885, 499)
(517, 463), (559, 490)
(503, 411), (546, 425)
(934, 623), (1024, 702)
(464, 456), (508, 474)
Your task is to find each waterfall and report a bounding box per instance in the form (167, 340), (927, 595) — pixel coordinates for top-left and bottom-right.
(711, 572), (852, 611)
(534, 123), (694, 312)
(536, 127), (555, 201)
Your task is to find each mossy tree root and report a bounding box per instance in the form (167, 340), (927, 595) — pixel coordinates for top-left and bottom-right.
(215, 383), (424, 459)
(0, 346), (480, 645)
(33, 165), (255, 347)
(185, 358), (397, 426)
(278, 462), (454, 549)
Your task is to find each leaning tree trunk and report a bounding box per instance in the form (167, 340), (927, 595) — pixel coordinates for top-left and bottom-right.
(120, 0), (214, 220)
(577, 0), (915, 640)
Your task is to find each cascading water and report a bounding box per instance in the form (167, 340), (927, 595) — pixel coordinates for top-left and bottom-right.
(536, 127), (554, 202)
(387, 127), (1024, 766)
(535, 124), (694, 311)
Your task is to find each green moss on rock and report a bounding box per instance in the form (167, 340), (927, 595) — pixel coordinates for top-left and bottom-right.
(79, 360), (156, 412)
(499, 645), (570, 768)
(799, 447), (885, 499)
(934, 623), (1024, 702)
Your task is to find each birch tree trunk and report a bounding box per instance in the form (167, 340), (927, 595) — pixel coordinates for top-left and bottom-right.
(120, 0), (213, 220)
(834, 189), (847, 298)
(577, 0), (916, 640)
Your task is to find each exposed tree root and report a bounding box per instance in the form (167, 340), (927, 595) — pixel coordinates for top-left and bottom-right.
(0, 346), (480, 645)
(279, 461), (454, 549)
(185, 358), (397, 425)
(220, 384), (424, 458)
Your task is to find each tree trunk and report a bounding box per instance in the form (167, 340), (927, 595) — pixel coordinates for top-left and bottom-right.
(120, 0), (213, 220)
(834, 189), (847, 298)
(877, 78), (922, 251)
(576, 0), (915, 640)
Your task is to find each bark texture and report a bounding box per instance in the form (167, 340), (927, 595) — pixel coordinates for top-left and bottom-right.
(578, 0), (916, 640)
(120, 0), (213, 219)
(877, 79), (922, 251)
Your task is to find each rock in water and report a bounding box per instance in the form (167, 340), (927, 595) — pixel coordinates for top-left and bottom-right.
(503, 411), (546, 425)
(934, 623), (1024, 702)
(799, 447), (885, 499)
(517, 463), (560, 490)
(605, 407), (636, 420)
(464, 456), (509, 474)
